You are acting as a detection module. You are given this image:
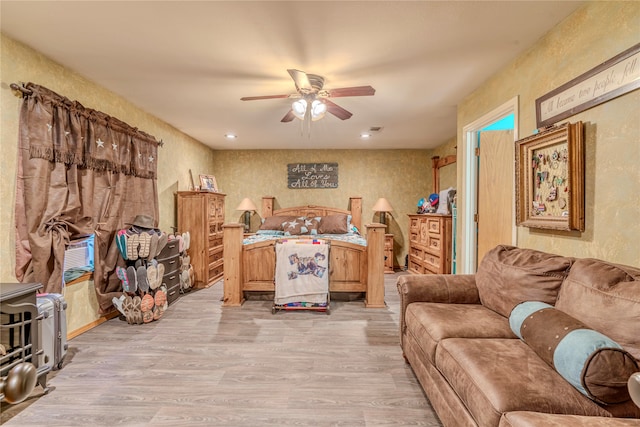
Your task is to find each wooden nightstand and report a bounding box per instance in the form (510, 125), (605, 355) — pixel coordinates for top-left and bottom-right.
(384, 234), (394, 273)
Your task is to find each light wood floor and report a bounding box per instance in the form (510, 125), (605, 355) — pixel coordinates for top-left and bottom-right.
(1, 272), (442, 426)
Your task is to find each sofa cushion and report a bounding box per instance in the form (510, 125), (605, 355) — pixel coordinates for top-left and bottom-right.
(476, 245), (573, 317)
(435, 338), (611, 427)
(510, 302), (639, 404)
(500, 412), (640, 427)
(555, 258), (640, 360)
(405, 303), (515, 364)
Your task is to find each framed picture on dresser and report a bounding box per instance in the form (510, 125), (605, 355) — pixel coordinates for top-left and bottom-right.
(199, 174), (218, 192)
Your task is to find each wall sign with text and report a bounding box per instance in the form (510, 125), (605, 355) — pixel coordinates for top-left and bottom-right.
(535, 43), (639, 129)
(288, 163), (338, 189)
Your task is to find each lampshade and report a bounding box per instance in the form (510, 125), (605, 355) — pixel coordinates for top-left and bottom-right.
(291, 99), (307, 120)
(311, 99), (327, 121)
(372, 198), (394, 212)
(373, 197), (393, 226)
(235, 198), (257, 212)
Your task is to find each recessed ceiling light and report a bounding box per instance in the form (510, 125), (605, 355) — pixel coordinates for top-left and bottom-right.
(224, 133), (237, 139)
(360, 133), (371, 139)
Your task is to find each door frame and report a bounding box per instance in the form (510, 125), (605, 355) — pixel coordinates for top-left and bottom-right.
(459, 96), (519, 274)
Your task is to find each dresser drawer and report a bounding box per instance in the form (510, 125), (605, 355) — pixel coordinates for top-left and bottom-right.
(166, 282), (181, 306)
(208, 261), (223, 283)
(426, 217), (442, 235)
(209, 235), (223, 249)
(408, 256), (425, 274)
(424, 253), (441, 270)
(162, 267), (180, 288)
(410, 246), (424, 260)
(410, 217), (422, 231)
(209, 246), (223, 263)
(157, 253), (180, 273)
(158, 239), (180, 259)
(428, 235), (442, 254)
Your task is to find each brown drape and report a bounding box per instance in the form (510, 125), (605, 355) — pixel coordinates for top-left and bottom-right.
(14, 83), (160, 313)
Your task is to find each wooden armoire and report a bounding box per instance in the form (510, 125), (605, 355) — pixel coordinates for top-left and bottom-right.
(177, 191), (225, 288)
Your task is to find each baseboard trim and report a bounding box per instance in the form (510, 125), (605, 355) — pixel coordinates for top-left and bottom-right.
(67, 310), (119, 340)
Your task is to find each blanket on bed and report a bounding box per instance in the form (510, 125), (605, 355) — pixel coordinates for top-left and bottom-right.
(275, 240), (329, 305)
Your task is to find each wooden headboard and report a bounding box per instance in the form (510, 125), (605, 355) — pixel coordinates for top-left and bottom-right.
(261, 197), (362, 232)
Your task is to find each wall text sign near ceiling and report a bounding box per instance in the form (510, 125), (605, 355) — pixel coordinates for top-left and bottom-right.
(288, 163), (338, 189)
(535, 42), (640, 129)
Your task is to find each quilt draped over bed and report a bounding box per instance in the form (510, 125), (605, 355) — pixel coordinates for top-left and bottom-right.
(275, 241), (329, 305)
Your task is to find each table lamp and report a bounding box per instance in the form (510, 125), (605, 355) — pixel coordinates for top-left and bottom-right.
(372, 197), (394, 226)
(236, 198), (257, 232)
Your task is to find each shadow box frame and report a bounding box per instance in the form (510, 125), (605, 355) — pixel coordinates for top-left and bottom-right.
(515, 121), (585, 231)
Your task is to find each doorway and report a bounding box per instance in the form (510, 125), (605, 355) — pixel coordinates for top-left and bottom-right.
(459, 97), (519, 273)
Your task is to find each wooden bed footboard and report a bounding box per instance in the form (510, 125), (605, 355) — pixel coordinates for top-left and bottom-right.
(222, 198), (385, 308)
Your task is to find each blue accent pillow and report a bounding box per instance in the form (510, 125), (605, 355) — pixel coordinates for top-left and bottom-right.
(509, 301), (639, 404)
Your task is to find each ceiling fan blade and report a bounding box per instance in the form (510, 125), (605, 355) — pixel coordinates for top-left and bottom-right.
(287, 69), (312, 92)
(324, 99), (353, 120)
(281, 110), (296, 122)
(240, 94), (291, 101)
(325, 86), (376, 97)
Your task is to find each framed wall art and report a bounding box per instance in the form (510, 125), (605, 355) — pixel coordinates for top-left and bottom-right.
(515, 121), (584, 231)
(199, 174), (218, 192)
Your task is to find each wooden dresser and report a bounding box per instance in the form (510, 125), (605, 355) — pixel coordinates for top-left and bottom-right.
(177, 191), (225, 288)
(407, 214), (452, 274)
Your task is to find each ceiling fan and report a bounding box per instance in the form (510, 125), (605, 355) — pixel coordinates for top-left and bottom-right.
(241, 69), (375, 122)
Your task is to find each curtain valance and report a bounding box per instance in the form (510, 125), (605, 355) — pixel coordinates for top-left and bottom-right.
(19, 82), (159, 179)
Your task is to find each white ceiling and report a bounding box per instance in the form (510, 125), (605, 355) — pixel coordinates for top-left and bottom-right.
(1, 1), (583, 150)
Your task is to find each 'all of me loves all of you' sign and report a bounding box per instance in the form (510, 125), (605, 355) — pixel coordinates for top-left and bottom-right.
(287, 163), (338, 189)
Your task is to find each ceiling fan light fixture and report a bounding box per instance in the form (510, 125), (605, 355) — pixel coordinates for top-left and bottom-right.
(311, 99), (327, 121)
(224, 133), (237, 139)
(292, 99), (307, 120)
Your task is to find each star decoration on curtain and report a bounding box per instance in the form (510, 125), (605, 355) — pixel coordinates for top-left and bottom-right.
(46, 124), (52, 133)
(148, 155), (154, 163)
(96, 138), (105, 148)
(112, 142), (118, 151)
(138, 153), (142, 159)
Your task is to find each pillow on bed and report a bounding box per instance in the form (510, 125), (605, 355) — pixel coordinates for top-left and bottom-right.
(283, 216), (320, 235)
(509, 301), (639, 404)
(259, 216), (294, 231)
(318, 214), (350, 234)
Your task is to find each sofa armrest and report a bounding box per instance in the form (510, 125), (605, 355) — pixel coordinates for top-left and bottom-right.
(397, 273), (480, 306)
(397, 274), (480, 347)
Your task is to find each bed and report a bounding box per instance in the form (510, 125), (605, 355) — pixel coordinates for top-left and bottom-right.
(222, 197), (386, 308)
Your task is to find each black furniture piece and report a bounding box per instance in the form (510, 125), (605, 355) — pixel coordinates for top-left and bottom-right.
(1, 283), (49, 400)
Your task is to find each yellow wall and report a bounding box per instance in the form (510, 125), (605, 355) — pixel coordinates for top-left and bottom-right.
(0, 33), (217, 283)
(212, 149), (433, 268)
(456, 2), (640, 268)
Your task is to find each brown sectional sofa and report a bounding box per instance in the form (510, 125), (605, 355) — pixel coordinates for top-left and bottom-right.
(398, 245), (640, 427)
